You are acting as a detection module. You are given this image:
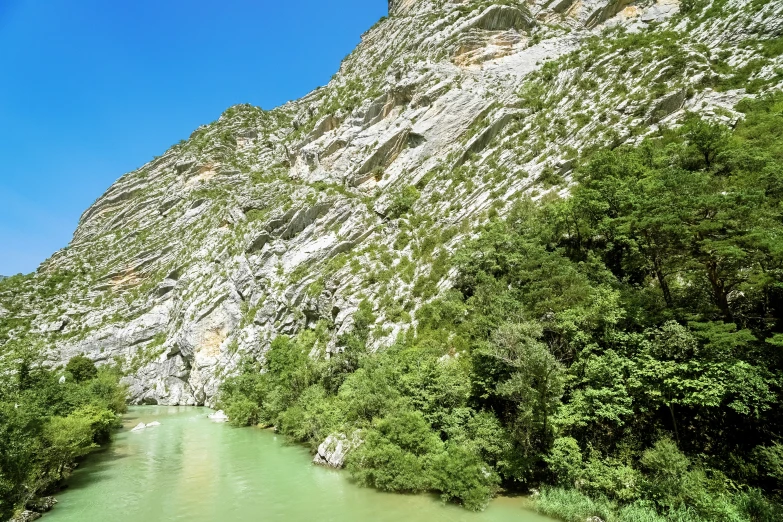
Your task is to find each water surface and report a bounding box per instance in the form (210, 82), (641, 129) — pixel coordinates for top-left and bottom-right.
(46, 406), (555, 522)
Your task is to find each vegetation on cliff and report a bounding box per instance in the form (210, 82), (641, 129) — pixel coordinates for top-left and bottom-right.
(0, 351), (126, 519)
(0, 1), (781, 520)
(219, 92), (783, 520)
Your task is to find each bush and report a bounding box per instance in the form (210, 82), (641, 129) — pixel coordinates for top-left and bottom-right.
(754, 443), (783, 486)
(88, 367), (129, 414)
(44, 414), (96, 470)
(430, 444), (499, 511)
(581, 456), (641, 502)
(72, 403), (122, 444)
(65, 355), (98, 382)
(386, 186), (420, 219)
(346, 410), (442, 493)
(640, 439), (691, 509)
(225, 397), (261, 427)
(736, 488), (783, 522)
(348, 433), (432, 492)
(277, 385), (340, 448)
(546, 437), (583, 487)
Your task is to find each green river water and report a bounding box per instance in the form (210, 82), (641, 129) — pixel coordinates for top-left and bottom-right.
(45, 406), (556, 522)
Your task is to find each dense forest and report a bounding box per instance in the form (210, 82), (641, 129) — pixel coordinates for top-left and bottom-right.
(219, 92), (783, 521)
(0, 351), (126, 519)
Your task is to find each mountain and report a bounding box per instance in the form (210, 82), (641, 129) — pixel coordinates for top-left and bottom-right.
(0, 0), (781, 411)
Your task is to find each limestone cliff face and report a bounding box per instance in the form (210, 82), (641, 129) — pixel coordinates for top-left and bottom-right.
(1, 0), (781, 406)
(389, 0), (417, 14)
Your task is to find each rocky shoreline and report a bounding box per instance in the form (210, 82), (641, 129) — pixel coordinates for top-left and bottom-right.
(9, 497), (57, 522)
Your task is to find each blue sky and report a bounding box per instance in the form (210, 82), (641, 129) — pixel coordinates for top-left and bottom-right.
(0, 0), (387, 276)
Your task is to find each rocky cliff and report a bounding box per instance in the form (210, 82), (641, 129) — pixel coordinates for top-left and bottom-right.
(1, 0), (781, 406)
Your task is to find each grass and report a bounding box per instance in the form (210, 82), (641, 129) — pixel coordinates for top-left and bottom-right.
(534, 488), (696, 522)
(535, 487), (782, 522)
(535, 488), (616, 522)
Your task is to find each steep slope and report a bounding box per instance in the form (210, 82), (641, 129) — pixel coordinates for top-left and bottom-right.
(1, 0), (782, 407)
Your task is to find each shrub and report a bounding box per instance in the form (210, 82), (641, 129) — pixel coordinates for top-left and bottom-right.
(735, 488), (783, 522)
(43, 414), (96, 470)
(546, 437), (583, 487)
(386, 186), (420, 219)
(430, 443), (499, 511)
(277, 385), (340, 448)
(346, 410), (442, 493)
(66, 355), (98, 382)
(640, 439), (691, 509)
(226, 397), (261, 427)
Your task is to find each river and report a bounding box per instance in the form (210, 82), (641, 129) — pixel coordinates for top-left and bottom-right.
(45, 406), (556, 522)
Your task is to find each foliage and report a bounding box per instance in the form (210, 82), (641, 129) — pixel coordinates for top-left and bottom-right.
(347, 410), (442, 493)
(65, 355), (98, 382)
(386, 186), (420, 219)
(0, 350), (126, 519)
(430, 443), (500, 511)
(219, 93), (783, 517)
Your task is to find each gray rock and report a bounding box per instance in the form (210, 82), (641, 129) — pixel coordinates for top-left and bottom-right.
(25, 497), (57, 514)
(9, 511), (41, 522)
(313, 432), (361, 468)
(2, 0), (780, 409)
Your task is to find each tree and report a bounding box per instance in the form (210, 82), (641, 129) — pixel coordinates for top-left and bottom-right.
(683, 116), (730, 170)
(430, 443), (499, 511)
(346, 410), (442, 493)
(65, 355), (98, 383)
(43, 415), (94, 477)
(485, 322), (565, 460)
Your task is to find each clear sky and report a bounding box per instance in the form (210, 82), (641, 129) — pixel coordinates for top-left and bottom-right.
(0, 0), (387, 276)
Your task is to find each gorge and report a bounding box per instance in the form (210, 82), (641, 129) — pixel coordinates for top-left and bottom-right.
(2, 0), (783, 520)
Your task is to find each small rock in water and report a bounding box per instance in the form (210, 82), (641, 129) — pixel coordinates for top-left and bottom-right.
(146, 421), (161, 427)
(208, 410), (229, 422)
(131, 422), (146, 431)
(26, 497), (57, 513)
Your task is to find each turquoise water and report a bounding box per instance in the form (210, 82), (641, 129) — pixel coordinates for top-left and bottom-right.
(45, 406), (555, 522)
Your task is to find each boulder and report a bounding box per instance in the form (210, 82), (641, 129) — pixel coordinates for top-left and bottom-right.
(208, 410), (229, 422)
(313, 432), (361, 468)
(130, 422), (146, 431)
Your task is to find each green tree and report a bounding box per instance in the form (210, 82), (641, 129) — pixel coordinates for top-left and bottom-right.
(65, 355), (98, 382)
(485, 322), (565, 458)
(430, 443), (499, 511)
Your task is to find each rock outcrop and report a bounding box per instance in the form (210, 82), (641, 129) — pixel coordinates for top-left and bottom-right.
(313, 432), (361, 468)
(1, 0), (781, 407)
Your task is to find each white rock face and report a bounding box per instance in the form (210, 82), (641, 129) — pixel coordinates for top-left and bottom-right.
(313, 433), (361, 468)
(1, 0), (781, 407)
(130, 423), (147, 432)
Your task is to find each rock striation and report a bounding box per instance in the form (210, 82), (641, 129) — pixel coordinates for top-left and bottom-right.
(1, 0), (781, 407)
